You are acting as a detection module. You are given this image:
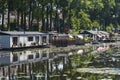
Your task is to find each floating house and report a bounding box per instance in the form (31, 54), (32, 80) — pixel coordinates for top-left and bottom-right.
(49, 32), (85, 46)
(80, 30), (110, 41)
(0, 31), (49, 49)
(49, 32), (69, 47)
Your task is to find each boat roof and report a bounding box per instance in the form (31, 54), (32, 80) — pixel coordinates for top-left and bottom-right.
(0, 31), (47, 36)
(80, 30), (109, 35)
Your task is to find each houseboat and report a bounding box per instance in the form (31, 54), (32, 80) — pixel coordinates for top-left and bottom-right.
(49, 32), (69, 47)
(0, 31), (49, 50)
(49, 32), (85, 46)
(79, 30), (111, 43)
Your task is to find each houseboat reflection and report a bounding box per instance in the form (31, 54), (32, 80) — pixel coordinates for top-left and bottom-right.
(0, 49), (70, 80)
(0, 43), (114, 80)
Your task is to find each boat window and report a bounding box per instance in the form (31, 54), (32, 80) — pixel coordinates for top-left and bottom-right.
(13, 54), (18, 62)
(35, 36), (39, 42)
(42, 36), (46, 43)
(42, 53), (47, 57)
(35, 53), (39, 58)
(12, 37), (18, 45)
(28, 36), (33, 41)
(28, 55), (33, 59)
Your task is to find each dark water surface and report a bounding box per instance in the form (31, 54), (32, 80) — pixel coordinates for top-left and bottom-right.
(0, 43), (120, 80)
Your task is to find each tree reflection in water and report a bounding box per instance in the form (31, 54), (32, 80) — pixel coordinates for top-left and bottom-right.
(0, 44), (120, 80)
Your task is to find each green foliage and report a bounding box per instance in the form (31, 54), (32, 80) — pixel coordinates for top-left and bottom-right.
(92, 21), (100, 30)
(106, 23), (114, 32)
(106, 48), (114, 54)
(79, 11), (92, 30)
(71, 14), (81, 33)
(0, 0), (120, 32)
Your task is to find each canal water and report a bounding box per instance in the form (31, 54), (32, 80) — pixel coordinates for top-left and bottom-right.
(0, 43), (120, 80)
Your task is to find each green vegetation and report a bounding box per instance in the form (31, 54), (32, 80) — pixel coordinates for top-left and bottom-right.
(0, 0), (119, 33)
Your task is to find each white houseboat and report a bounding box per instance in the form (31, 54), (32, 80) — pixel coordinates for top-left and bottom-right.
(0, 31), (49, 49)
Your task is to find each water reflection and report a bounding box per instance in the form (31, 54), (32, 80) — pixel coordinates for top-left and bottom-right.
(0, 48), (70, 80)
(0, 43), (120, 80)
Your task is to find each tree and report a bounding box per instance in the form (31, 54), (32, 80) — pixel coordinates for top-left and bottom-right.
(0, 0), (7, 30)
(0, 0), (119, 32)
(106, 23), (114, 32)
(79, 11), (92, 30)
(92, 21), (100, 30)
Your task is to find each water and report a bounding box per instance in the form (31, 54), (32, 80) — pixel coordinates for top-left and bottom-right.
(0, 43), (120, 80)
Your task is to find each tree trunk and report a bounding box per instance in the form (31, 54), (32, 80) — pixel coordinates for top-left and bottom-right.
(17, 11), (20, 29)
(37, 18), (39, 31)
(1, 11), (4, 30)
(24, 12), (26, 31)
(54, 9), (58, 32)
(28, 0), (32, 30)
(46, 5), (49, 32)
(8, 6), (10, 31)
(50, 0), (53, 31)
(68, 8), (72, 29)
(28, 13), (31, 30)
(41, 5), (45, 32)
(30, 12), (33, 31)
(62, 9), (65, 33)
(21, 12), (24, 30)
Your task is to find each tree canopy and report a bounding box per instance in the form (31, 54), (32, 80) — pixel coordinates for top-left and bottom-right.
(0, 0), (119, 33)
